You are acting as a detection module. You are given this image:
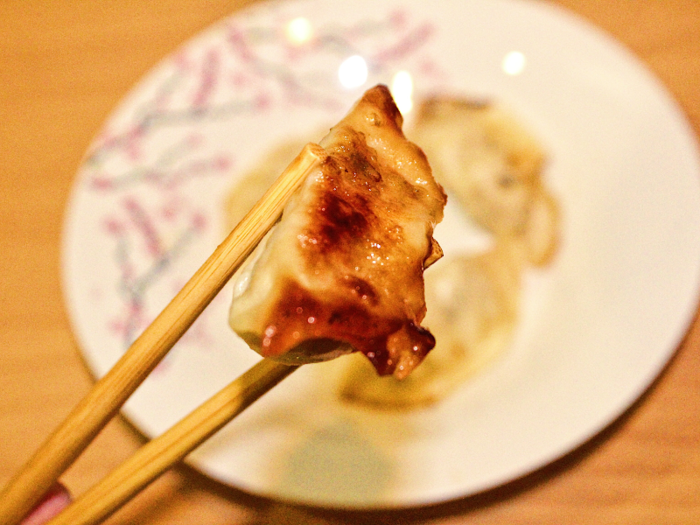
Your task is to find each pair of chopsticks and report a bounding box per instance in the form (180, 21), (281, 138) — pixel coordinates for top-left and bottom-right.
(0, 143), (328, 525)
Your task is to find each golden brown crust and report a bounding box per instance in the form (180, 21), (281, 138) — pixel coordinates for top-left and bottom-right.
(229, 85), (446, 379)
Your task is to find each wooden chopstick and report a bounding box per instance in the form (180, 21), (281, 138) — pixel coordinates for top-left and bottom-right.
(46, 359), (297, 525)
(0, 143), (327, 525)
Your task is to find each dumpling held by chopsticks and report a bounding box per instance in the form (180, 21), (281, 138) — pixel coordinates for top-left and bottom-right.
(229, 85), (446, 379)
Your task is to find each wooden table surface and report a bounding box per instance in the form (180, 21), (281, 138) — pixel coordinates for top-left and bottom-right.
(2, 1), (699, 524)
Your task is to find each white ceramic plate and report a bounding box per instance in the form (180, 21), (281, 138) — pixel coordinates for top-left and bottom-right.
(62, 0), (700, 508)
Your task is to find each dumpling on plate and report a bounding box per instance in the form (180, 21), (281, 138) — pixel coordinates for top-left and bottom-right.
(337, 96), (561, 408)
(410, 97), (559, 266)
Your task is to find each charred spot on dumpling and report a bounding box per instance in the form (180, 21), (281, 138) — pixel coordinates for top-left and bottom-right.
(347, 149), (382, 183)
(343, 275), (378, 304)
(229, 85), (446, 379)
(314, 191), (371, 249)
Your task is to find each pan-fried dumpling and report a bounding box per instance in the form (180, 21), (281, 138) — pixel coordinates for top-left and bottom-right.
(228, 85), (446, 379)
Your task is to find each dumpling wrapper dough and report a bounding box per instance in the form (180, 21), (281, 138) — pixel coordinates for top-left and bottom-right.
(229, 85), (446, 379)
(411, 97), (559, 267)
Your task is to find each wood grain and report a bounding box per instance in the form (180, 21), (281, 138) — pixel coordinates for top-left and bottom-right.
(1, 1), (699, 524)
(45, 360), (297, 525)
(0, 140), (323, 525)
